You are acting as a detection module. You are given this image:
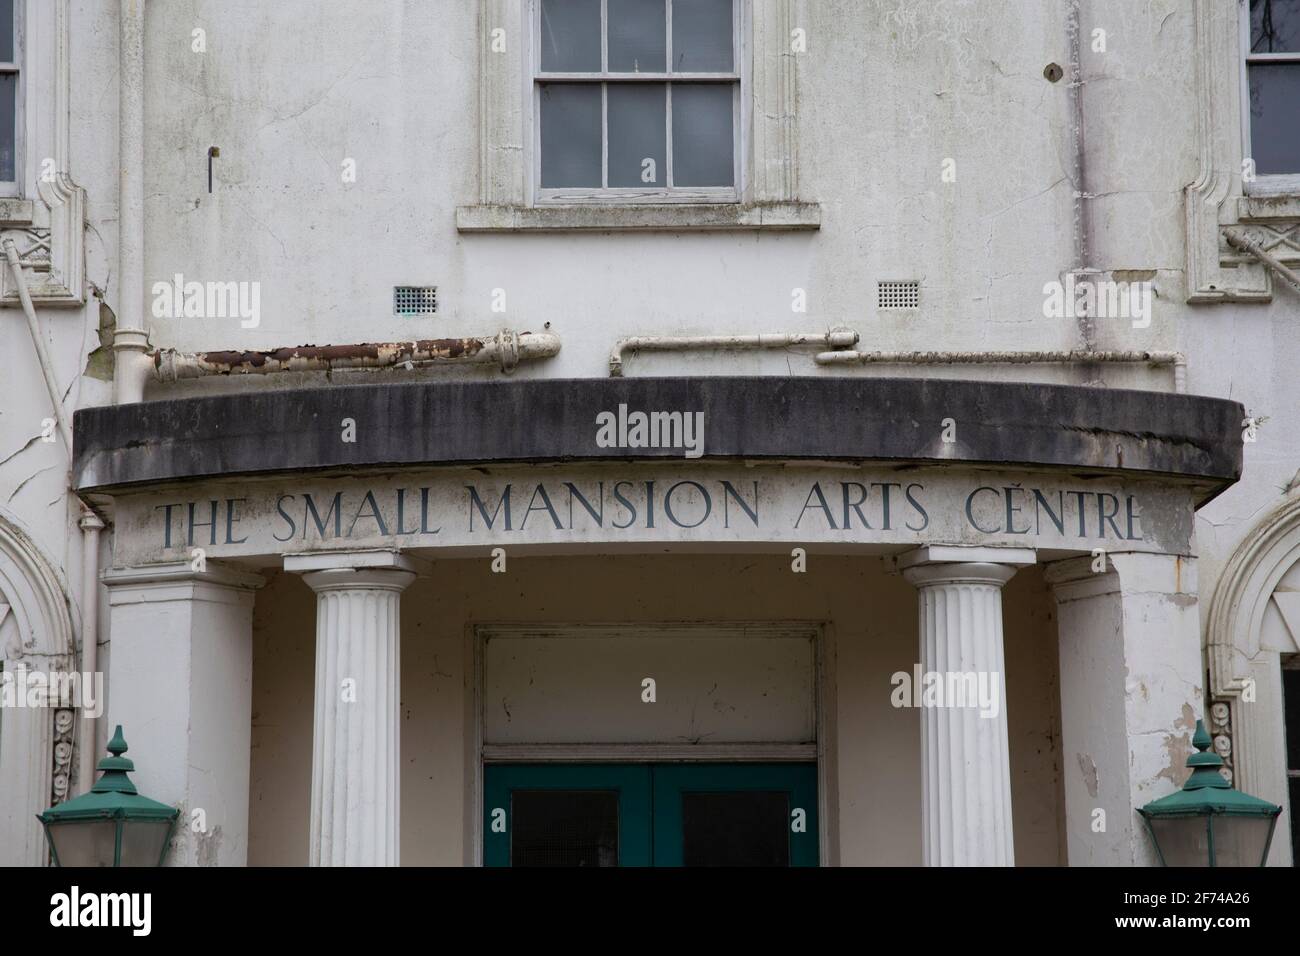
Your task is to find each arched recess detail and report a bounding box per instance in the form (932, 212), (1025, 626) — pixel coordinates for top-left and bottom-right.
(1206, 493), (1300, 866)
(0, 509), (75, 866)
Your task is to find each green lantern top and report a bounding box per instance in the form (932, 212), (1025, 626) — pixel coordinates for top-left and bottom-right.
(38, 725), (179, 825)
(1138, 720), (1283, 819)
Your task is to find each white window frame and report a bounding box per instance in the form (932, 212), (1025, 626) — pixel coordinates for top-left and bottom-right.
(0, 0), (24, 198)
(528, 0), (746, 205)
(1239, 0), (1300, 196)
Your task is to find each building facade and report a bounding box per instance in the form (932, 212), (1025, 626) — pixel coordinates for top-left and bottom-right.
(0, 0), (1298, 866)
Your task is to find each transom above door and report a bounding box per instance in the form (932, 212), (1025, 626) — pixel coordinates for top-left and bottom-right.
(485, 763), (818, 866)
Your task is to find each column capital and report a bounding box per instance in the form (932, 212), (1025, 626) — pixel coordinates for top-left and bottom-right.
(285, 550), (417, 594)
(897, 546), (1035, 588)
(284, 549), (417, 573)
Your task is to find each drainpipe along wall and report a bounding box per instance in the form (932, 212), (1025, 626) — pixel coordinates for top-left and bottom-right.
(1067, 0), (1095, 351)
(113, 0), (150, 405)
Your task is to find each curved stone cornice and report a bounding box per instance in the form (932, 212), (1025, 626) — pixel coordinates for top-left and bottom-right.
(72, 377), (1243, 497)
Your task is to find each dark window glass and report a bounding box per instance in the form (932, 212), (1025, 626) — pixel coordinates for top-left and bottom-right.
(682, 791), (789, 866)
(539, 83), (603, 187)
(672, 0), (733, 71)
(608, 83), (666, 186)
(1252, 0), (1300, 53)
(540, 0), (602, 72)
(672, 83), (733, 186)
(609, 0), (666, 72)
(511, 790), (619, 866)
(0, 0), (12, 62)
(0, 72), (14, 182)
(1249, 63), (1300, 174)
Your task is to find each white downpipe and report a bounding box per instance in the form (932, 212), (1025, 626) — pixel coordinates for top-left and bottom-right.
(814, 349), (1188, 393)
(76, 512), (104, 794)
(609, 330), (859, 377)
(114, 0), (150, 404)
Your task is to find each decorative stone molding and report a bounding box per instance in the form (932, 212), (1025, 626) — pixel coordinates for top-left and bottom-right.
(1205, 491), (1300, 863)
(1209, 700), (1233, 785)
(1185, 0), (1298, 303)
(0, 510), (75, 865)
(51, 707), (74, 805)
(0, 0), (86, 306)
(460, 0), (818, 232)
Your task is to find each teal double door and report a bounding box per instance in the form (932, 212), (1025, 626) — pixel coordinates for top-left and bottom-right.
(484, 763), (817, 867)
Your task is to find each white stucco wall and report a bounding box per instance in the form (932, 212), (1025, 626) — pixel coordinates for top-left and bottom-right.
(0, 0), (1296, 862)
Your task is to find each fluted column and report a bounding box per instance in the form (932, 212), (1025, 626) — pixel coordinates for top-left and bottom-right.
(899, 546), (1033, 867)
(287, 552), (415, 867)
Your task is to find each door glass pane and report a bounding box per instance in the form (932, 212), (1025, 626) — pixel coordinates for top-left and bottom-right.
(1289, 776), (1300, 864)
(511, 790), (620, 866)
(0, 72), (15, 182)
(540, 0), (602, 72)
(0, 0), (13, 62)
(1251, 0), (1300, 52)
(1248, 64), (1300, 174)
(671, 0), (733, 72)
(608, 83), (666, 187)
(540, 83), (603, 187)
(672, 83), (733, 186)
(682, 791), (789, 866)
(609, 0), (666, 72)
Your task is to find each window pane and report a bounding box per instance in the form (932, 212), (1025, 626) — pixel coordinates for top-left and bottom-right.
(0, 72), (15, 182)
(511, 790), (619, 867)
(608, 83), (666, 187)
(682, 791), (789, 866)
(1249, 64), (1300, 175)
(540, 0), (602, 72)
(0, 0), (12, 62)
(671, 83), (733, 186)
(671, 0), (733, 72)
(1251, 0), (1300, 53)
(539, 83), (602, 187)
(609, 0), (666, 72)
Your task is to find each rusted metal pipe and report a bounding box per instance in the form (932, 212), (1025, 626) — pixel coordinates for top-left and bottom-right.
(153, 329), (560, 381)
(609, 329), (859, 377)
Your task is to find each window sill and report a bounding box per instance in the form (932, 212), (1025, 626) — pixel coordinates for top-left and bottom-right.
(0, 197), (34, 224)
(1237, 194), (1300, 220)
(455, 201), (821, 233)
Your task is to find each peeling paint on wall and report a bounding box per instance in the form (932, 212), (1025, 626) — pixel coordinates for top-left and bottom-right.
(1155, 702), (1198, 789)
(195, 824), (223, 867)
(1076, 752), (1099, 799)
(84, 296), (116, 382)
